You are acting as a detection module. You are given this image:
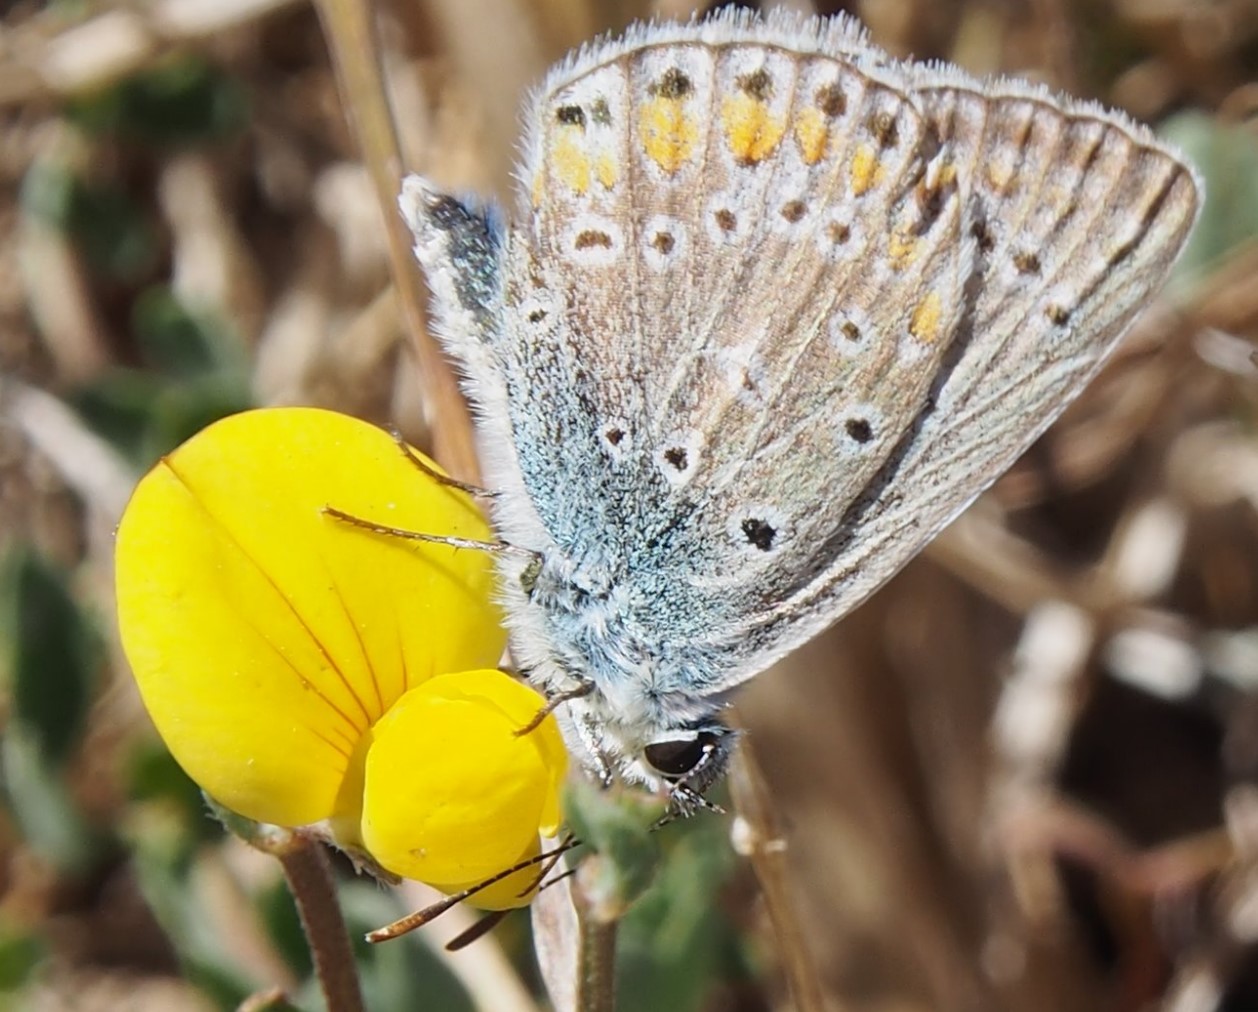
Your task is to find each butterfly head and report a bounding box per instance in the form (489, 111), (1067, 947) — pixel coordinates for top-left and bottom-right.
(641, 724), (736, 815)
(561, 688), (738, 814)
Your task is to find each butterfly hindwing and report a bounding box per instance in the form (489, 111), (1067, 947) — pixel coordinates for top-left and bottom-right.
(727, 72), (1200, 678)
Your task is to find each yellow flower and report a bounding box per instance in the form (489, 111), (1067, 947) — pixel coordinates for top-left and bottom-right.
(363, 670), (566, 908)
(115, 407), (566, 909)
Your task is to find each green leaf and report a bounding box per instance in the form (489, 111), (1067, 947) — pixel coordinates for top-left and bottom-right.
(64, 56), (249, 148)
(1, 725), (98, 873)
(561, 782), (746, 1009)
(67, 286), (253, 467)
(0, 929), (44, 992)
(20, 164), (159, 282)
(0, 549), (96, 766)
(126, 739), (220, 845)
(1160, 111), (1258, 287)
(562, 779), (662, 916)
(132, 286), (246, 378)
(0, 548), (103, 874)
(616, 815), (747, 1012)
(72, 367), (252, 469)
(127, 827), (259, 1008)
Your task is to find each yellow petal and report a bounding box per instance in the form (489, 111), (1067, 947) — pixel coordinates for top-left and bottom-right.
(116, 408), (505, 828)
(422, 666), (568, 836)
(361, 669), (567, 897)
(437, 836), (548, 911)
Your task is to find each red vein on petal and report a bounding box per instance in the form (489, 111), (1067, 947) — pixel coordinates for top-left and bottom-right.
(302, 723), (355, 763)
(325, 571), (384, 717)
(229, 603), (360, 757)
(395, 615), (410, 700)
(395, 596), (433, 693)
(162, 459), (372, 736)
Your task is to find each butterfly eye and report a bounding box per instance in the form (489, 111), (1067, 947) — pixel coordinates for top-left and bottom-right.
(643, 731), (720, 779)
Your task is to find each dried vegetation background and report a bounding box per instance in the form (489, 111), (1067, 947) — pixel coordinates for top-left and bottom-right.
(3, 0), (1258, 1009)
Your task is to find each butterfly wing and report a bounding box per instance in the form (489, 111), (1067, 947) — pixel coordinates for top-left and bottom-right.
(405, 11), (1197, 705)
(503, 14), (975, 615)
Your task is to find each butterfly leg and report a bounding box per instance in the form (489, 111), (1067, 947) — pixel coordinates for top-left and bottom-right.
(514, 677), (595, 737)
(387, 426), (499, 501)
(568, 711), (616, 788)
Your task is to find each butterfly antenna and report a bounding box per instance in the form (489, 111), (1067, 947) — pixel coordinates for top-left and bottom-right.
(366, 836), (583, 943)
(445, 910), (511, 951)
(518, 832), (578, 896)
(445, 849), (582, 951)
(445, 834), (582, 951)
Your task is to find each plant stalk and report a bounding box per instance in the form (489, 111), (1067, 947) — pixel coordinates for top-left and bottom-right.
(273, 832), (364, 1012)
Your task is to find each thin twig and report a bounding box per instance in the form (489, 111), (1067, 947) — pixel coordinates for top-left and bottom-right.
(236, 986), (288, 1012)
(727, 733), (829, 1012)
(266, 832), (364, 1012)
(312, 0), (480, 482)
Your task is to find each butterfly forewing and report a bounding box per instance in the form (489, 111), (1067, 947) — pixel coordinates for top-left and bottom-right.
(511, 22), (984, 618)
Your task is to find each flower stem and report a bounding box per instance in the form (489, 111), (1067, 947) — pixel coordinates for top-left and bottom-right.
(572, 879), (618, 1012)
(274, 833), (364, 1012)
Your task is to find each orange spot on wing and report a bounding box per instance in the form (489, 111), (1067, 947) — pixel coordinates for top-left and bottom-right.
(850, 144), (882, 196)
(909, 292), (942, 343)
(721, 94), (786, 164)
(794, 107), (828, 165)
(639, 97), (697, 174)
(552, 128), (591, 194)
(594, 152), (619, 190)
(888, 229), (919, 270)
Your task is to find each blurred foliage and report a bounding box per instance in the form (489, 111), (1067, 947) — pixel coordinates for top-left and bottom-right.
(1, 549), (96, 767)
(337, 885), (475, 1012)
(0, 550), (101, 873)
(74, 285), (253, 467)
(64, 57), (250, 148)
(0, 930), (45, 993)
(22, 164), (162, 282)
(617, 815), (749, 1012)
(563, 780), (664, 916)
(1162, 111), (1258, 289)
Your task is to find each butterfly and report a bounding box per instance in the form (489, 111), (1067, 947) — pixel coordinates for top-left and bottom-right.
(399, 9), (1200, 809)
